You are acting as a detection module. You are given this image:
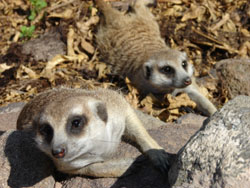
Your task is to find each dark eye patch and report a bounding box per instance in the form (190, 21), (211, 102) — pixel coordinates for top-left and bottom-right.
(38, 123), (53, 144)
(145, 65), (152, 80)
(67, 115), (87, 135)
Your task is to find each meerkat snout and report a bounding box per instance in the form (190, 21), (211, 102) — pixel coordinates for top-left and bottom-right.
(52, 147), (66, 158)
(184, 77), (192, 86)
(36, 122), (67, 159)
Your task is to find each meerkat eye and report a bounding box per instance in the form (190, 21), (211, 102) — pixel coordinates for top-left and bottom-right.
(161, 66), (174, 74)
(182, 60), (187, 69)
(39, 123), (53, 143)
(68, 116), (87, 134)
(72, 119), (81, 128)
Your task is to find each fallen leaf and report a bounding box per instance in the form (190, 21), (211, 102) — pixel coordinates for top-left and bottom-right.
(48, 9), (74, 19)
(81, 39), (95, 54)
(181, 4), (206, 22)
(0, 63), (12, 74)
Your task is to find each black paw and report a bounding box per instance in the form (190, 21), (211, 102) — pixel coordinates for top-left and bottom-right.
(146, 149), (174, 174)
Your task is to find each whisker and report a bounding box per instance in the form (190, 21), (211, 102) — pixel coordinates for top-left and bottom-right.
(89, 138), (120, 144)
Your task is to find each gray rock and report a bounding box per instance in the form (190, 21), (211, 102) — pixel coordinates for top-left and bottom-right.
(21, 29), (66, 62)
(0, 130), (55, 188)
(0, 102), (25, 131)
(176, 113), (207, 125)
(216, 59), (250, 98)
(134, 109), (169, 130)
(169, 95), (250, 188)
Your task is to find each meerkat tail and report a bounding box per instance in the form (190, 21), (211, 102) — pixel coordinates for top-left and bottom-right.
(66, 158), (135, 178)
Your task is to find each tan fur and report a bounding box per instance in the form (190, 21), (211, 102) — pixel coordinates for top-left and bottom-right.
(96, 0), (167, 76)
(17, 87), (169, 177)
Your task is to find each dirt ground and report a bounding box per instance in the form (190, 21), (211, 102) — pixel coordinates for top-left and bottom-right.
(0, 0), (249, 122)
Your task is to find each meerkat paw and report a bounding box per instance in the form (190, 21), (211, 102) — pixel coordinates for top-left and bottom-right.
(146, 149), (171, 174)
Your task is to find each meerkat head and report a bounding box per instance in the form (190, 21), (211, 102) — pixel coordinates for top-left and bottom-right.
(142, 49), (193, 92)
(32, 96), (111, 171)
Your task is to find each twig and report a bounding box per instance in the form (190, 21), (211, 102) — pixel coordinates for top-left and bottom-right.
(191, 27), (238, 54)
(48, 0), (77, 12)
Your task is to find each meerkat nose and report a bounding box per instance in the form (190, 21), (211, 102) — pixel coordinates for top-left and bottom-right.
(184, 77), (192, 86)
(52, 147), (66, 158)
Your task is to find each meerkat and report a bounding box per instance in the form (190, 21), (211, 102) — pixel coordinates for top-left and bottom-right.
(95, 0), (217, 116)
(16, 87), (169, 177)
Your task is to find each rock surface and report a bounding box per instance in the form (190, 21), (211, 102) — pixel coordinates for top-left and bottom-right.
(0, 130), (55, 188)
(216, 59), (250, 98)
(169, 95), (250, 188)
(0, 102), (25, 131)
(21, 29), (66, 62)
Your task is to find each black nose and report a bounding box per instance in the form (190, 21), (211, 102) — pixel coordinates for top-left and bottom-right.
(184, 77), (192, 86)
(52, 147), (66, 158)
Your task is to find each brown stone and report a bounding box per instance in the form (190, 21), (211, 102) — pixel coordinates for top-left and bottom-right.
(216, 58), (250, 98)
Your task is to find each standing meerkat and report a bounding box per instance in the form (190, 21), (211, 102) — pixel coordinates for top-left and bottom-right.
(16, 87), (169, 177)
(95, 0), (217, 116)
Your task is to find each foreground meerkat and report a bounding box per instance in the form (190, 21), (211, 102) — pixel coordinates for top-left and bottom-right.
(95, 0), (217, 116)
(16, 87), (169, 177)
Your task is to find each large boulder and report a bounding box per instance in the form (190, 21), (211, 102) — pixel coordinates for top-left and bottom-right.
(169, 95), (250, 188)
(216, 59), (250, 98)
(0, 102), (25, 131)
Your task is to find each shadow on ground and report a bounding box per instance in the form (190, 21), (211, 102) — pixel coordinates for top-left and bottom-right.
(4, 131), (55, 187)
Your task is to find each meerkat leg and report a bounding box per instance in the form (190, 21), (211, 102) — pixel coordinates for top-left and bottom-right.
(66, 158), (137, 178)
(173, 78), (217, 116)
(124, 108), (170, 173)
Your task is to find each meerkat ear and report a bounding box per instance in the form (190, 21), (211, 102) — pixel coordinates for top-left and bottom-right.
(143, 61), (153, 80)
(88, 100), (108, 123)
(96, 102), (108, 123)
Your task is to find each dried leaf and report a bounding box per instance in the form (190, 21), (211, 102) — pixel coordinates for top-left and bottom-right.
(0, 63), (12, 74)
(167, 93), (196, 110)
(48, 9), (74, 19)
(181, 4), (206, 22)
(81, 39), (95, 54)
(16, 65), (39, 79)
(67, 27), (75, 56)
(241, 28), (250, 37)
(95, 62), (107, 79)
(210, 13), (230, 32)
(76, 16), (99, 36)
